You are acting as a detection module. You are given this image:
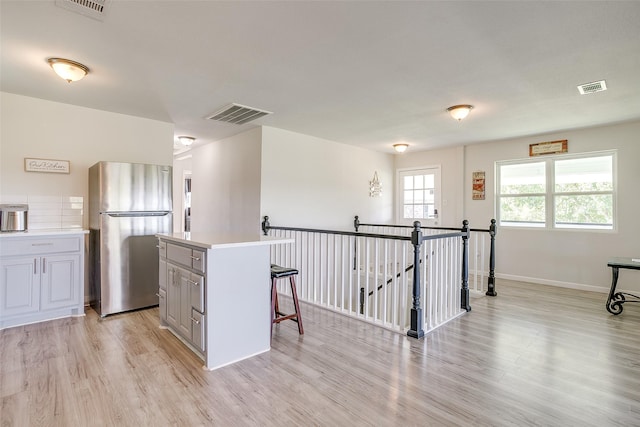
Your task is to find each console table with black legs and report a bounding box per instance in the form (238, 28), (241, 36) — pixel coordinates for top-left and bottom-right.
(606, 258), (640, 315)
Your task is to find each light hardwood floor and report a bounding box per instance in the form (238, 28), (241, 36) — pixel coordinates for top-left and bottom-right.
(2, 279), (640, 426)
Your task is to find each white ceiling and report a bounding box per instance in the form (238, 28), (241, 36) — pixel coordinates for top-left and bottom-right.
(2, 1), (640, 154)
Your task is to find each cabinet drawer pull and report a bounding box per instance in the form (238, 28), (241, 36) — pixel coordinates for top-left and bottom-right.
(190, 317), (200, 325)
(187, 279), (200, 286)
(190, 255), (200, 261)
(34, 258), (37, 274)
(42, 258), (46, 274)
(31, 242), (53, 246)
(155, 293), (163, 298)
(155, 245), (161, 249)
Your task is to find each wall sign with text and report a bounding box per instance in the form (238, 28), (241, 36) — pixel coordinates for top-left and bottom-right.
(529, 140), (568, 156)
(24, 158), (70, 174)
(472, 171), (485, 200)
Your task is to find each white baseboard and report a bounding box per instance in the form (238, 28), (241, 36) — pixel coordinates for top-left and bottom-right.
(496, 273), (611, 294)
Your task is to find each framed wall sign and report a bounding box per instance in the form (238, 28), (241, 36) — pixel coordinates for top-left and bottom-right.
(472, 171), (485, 200)
(24, 158), (70, 174)
(529, 140), (568, 156)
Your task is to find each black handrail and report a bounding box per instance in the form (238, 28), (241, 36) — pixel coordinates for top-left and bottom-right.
(262, 216), (410, 241)
(355, 215), (463, 232)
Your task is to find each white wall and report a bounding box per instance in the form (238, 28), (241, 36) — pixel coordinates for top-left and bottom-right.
(464, 120), (640, 293)
(189, 128), (262, 234)
(260, 126), (394, 230)
(0, 92), (174, 227)
(394, 145), (466, 228)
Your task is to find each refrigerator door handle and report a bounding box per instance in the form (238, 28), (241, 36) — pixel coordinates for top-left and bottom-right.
(106, 212), (171, 218)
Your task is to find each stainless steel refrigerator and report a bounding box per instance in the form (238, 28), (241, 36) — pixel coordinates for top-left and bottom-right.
(89, 161), (172, 316)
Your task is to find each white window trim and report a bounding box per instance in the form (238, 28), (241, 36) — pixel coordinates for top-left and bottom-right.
(495, 150), (617, 232)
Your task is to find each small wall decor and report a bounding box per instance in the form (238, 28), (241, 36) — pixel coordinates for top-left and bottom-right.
(472, 171), (485, 200)
(529, 139), (568, 156)
(24, 158), (70, 174)
(369, 171), (382, 197)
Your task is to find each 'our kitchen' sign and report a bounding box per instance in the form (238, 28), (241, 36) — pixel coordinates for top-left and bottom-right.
(24, 158), (70, 174)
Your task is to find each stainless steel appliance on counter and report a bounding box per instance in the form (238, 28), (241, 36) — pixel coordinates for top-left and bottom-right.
(0, 204), (28, 232)
(89, 161), (172, 316)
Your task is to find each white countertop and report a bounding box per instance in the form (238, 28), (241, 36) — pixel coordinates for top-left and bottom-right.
(156, 232), (293, 249)
(0, 229), (88, 238)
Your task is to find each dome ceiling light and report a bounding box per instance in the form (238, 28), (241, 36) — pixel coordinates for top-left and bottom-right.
(47, 57), (89, 83)
(447, 104), (474, 121)
(178, 136), (196, 146)
(393, 143), (409, 153)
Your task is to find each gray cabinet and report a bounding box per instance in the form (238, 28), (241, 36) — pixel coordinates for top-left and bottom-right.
(160, 242), (206, 354)
(0, 232), (86, 330)
(0, 256), (40, 317)
(40, 254), (81, 311)
(157, 233), (282, 371)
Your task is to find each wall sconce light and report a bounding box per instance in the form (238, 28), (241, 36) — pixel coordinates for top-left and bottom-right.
(47, 57), (89, 83)
(393, 143), (409, 153)
(447, 104), (473, 121)
(178, 136), (195, 146)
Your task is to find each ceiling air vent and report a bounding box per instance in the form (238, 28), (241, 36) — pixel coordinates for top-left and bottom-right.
(55, 0), (110, 21)
(207, 103), (273, 125)
(577, 80), (607, 95)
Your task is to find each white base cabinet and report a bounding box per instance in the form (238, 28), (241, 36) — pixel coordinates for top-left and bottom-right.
(0, 231), (86, 330)
(157, 233), (292, 371)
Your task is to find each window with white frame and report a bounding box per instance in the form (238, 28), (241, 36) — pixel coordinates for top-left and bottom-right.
(496, 152), (615, 230)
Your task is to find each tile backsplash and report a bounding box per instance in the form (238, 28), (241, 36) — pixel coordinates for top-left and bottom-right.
(0, 195), (84, 230)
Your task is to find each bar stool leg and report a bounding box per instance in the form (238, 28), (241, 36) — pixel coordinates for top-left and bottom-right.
(271, 277), (277, 339)
(289, 275), (304, 335)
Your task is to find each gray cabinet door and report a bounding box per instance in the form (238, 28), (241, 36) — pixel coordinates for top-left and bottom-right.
(0, 257), (40, 317)
(41, 255), (80, 311)
(189, 273), (205, 313)
(158, 258), (167, 322)
(191, 309), (205, 352)
(166, 263), (180, 330)
(158, 288), (167, 322)
(178, 267), (192, 338)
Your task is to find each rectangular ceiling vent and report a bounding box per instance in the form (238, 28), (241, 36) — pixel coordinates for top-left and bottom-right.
(55, 0), (110, 21)
(577, 80), (607, 95)
(207, 103), (273, 125)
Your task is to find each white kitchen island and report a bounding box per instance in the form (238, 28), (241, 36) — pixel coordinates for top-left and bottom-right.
(156, 232), (293, 370)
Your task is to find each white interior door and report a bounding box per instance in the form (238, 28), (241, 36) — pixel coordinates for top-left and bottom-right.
(397, 167), (441, 226)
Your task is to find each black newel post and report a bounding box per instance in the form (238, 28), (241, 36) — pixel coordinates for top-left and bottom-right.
(407, 221), (425, 339)
(486, 219), (497, 296)
(261, 215), (270, 236)
(353, 216), (359, 271)
(461, 220), (471, 312)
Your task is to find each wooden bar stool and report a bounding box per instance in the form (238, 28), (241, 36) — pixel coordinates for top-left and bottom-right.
(270, 264), (304, 336)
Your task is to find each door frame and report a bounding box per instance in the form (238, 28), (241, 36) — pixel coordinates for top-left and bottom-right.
(395, 165), (442, 226)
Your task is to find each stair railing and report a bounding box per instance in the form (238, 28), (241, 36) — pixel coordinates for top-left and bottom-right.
(262, 216), (470, 338)
(354, 216), (497, 297)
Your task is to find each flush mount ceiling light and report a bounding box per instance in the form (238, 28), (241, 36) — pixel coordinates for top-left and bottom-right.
(47, 57), (89, 83)
(447, 104), (474, 121)
(393, 143), (409, 153)
(178, 136), (195, 146)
